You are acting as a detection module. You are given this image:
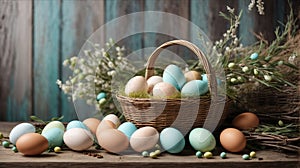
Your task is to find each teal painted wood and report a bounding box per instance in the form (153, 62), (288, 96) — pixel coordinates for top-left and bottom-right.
(190, 0), (209, 38)
(34, 0), (61, 121)
(239, 0), (256, 46)
(61, 0), (104, 121)
(0, 0), (32, 121)
(105, 0), (144, 53)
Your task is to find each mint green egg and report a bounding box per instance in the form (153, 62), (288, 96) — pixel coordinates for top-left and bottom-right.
(189, 128), (216, 152)
(42, 127), (64, 148)
(163, 64), (186, 90)
(181, 80), (208, 97)
(160, 127), (185, 153)
(42, 121), (65, 134)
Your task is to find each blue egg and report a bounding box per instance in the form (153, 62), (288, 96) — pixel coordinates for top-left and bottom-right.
(201, 74), (222, 86)
(96, 92), (106, 101)
(66, 120), (89, 131)
(160, 127), (185, 154)
(117, 122), (137, 139)
(181, 80), (208, 97)
(250, 53), (258, 60)
(163, 64), (186, 90)
(42, 128), (64, 148)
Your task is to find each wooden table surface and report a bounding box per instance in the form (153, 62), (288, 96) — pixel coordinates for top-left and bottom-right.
(0, 122), (299, 168)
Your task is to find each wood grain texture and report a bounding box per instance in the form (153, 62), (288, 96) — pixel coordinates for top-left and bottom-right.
(34, 0), (60, 120)
(0, 0), (32, 121)
(190, 0), (209, 41)
(61, 0), (104, 121)
(239, 0), (256, 45)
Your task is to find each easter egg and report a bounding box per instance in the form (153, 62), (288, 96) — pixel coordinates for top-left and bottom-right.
(184, 70), (201, 82)
(160, 127), (185, 153)
(63, 128), (94, 151)
(147, 76), (163, 93)
(103, 114), (120, 127)
(152, 82), (179, 98)
(16, 133), (48, 156)
(232, 112), (259, 130)
(189, 128), (216, 152)
(83, 118), (101, 135)
(66, 120), (89, 131)
(41, 121), (65, 134)
(96, 92), (106, 101)
(125, 76), (148, 96)
(97, 129), (129, 153)
(163, 64), (186, 90)
(130, 126), (159, 152)
(117, 122), (137, 139)
(181, 80), (208, 97)
(9, 123), (36, 145)
(220, 128), (246, 152)
(42, 127), (64, 148)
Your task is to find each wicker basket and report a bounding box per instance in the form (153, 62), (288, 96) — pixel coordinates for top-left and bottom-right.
(116, 40), (231, 132)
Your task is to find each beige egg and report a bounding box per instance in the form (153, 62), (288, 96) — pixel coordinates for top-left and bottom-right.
(232, 112), (259, 130)
(152, 82), (179, 98)
(16, 133), (48, 156)
(125, 76), (148, 95)
(97, 129), (129, 153)
(184, 70), (201, 82)
(103, 114), (120, 127)
(147, 76), (163, 93)
(83, 118), (101, 135)
(96, 120), (116, 138)
(130, 126), (159, 152)
(63, 128), (94, 151)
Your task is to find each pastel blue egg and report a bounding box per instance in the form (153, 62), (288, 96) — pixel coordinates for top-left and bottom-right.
(181, 80), (208, 97)
(96, 92), (106, 101)
(66, 120), (89, 131)
(117, 122), (137, 139)
(202, 74), (222, 86)
(163, 64), (186, 90)
(160, 127), (185, 154)
(189, 128), (216, 152)
(250, 53), (258, 60)
(9, 123), (36, 145)
(42, 127), (64, 148)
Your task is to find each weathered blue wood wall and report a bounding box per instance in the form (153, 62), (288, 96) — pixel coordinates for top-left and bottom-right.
(0, 0), (298, 122)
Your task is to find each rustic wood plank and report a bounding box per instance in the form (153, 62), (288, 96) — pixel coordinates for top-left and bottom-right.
(238, 0), (256, 45)
(190, 0), (209, 41)
(0, 0), (32, 121)
(61, 0), (105, 121)
(34, 0), (60, 120)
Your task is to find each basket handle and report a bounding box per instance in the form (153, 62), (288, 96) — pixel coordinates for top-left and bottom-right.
(145, 40), (217, 98)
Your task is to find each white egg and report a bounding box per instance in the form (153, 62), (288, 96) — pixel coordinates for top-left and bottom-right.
(63, 128), (94, 151)
(125, 76), (148, 95)
(9, 123), (36, 145)
(147, 76), (163, 93)
(103, 114), (120, 127)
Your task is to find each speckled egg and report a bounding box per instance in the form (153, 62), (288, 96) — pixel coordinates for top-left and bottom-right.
(147, 76), (163, 93)
(160, 127), (185, 153)
(117, 122), (137, 139)
(184, 70), (201, 82)
(152, 82), (179, 98)
(16, 133), (48, 156)
(63, 128), (94, 151)
(220, 128), (246, 152)
(163, 64), (186, 90)
(181, 80), (208, 97)
(83, 118), (101, 135)
(130, 126), (159, 152)
(9, 123), (36, 145)
(125, 76), (148, 96)
(232, 112), (259, 130)
(189, 128), (216, 152)
(66, 120), (89, 131)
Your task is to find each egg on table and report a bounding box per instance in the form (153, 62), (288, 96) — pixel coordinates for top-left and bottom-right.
(125, 76), (148, 96)
(66, 120), (89, 131)
(117, 122), (137, 139)
(97, 129), (129, 153)
(9, 123), (36, 145)
(130, 126), (159, 152)
(160, 127), (185, 153)
(220, 128), (246, 153)
(152, 82), (179, 98)
(189, 128), (216, 152)
(163, 64), (186, 90)
(42, 127), (64, 148)
(184, 70), (201, 82)
(41, 121), (65, 133)
(232, 112), (259, 130)
(63, 128), (94, 151)
(147, 76), (163, 93)
(16, 133), (48, 156)
(83, 118), (101, 135)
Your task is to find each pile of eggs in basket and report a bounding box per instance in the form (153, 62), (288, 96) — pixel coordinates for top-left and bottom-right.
(6, 111), (259, 156)
(125, 64), (209, 98)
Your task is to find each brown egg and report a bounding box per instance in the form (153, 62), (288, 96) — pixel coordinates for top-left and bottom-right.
(232, 112), (259, 130)
(96, 120), (116, 138)
(97, 129), (129, 153)
(16, 133), (49, 156)
(83, 118), (101, 135)
(184, 71), (201, 82)
(220, 128), (246, 153)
